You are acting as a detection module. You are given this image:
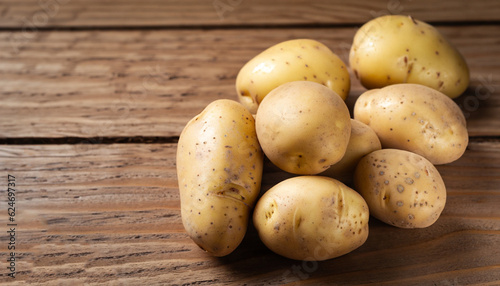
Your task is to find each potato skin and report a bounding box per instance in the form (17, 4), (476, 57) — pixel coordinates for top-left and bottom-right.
(256, 81), (351, 175)
(176, 99), (263, 256)
(354, 83), (468, 165)
(354, 149), (446, 228)
(320, 119), (381, 184)
(349, 15), (469, 98)
(253, 176), (369, 261)
(237, 39), (350, 113)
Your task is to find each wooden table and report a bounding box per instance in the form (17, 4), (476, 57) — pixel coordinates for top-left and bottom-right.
(1, 1), (499, 285)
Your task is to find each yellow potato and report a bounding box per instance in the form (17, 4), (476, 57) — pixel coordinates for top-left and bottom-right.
(354, 83), (468, 165)
(320, 119), (381, 184)
(176, 99), (264, 256)
(256, 81), (351, 175)
(237, 39), (350, 113)
(253, 176), (369, 261)
(350, 15), (469, 98)
(354, 149), (447, 228)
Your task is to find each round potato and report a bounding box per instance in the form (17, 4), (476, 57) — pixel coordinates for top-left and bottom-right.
(253, 176), (369, 261)
(176, 99), (264, 256)
(354, 83), (468, 165)
(354, 149), (446, 228)
(320, 119), (381, 184)
(256, 81), (351, 175)
(349, 15), (469, 98)
(237, 39), (350, 113)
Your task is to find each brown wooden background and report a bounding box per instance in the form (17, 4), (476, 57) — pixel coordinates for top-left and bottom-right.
(1, 0), (499, 285)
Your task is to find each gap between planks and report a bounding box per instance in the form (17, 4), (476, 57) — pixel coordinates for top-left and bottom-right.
(0, 20), (499, 32)
(0, 136), (498, 145)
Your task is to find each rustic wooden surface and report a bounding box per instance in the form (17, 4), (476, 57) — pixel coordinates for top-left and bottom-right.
(1, 26), (499, 138)
(0, 0), (499, 28)
(1, 1), (500, 285)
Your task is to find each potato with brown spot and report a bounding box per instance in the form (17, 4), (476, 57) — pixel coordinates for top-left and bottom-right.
(236, 39), (350, 113)
(349, 15), (469, 98)
(177, 99), (264, 256)
(354, 83), (468, 165)
(354, 149), (446, 228)
(253, 176), (369, 261)
(256, 81), (351, 175)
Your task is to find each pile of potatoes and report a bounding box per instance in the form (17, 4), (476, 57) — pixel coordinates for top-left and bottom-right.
(176, 15), (469, 261)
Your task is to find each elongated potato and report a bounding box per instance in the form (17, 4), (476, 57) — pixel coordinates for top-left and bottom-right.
(354, 83), (468, 165)
(237, 39), (350, 113)
(176, 99), (264, 256)
(350, 15), (469, 98)
(253, 176), (369, 261)
(354, 149), (446, 228)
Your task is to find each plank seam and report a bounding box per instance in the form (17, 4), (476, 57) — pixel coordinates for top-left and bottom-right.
(0, 21), (499, 32)
(0, 136), (180, 145)
(0, 136), (498, 145)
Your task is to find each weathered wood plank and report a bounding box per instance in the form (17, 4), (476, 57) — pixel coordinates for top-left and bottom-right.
(0, 0), (499, 28)
(0, 140), (499, 284)
(1, 25), (499, 139)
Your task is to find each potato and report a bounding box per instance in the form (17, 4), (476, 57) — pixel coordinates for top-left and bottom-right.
(354, 149), (446, 228)
(256, 81), (351, 175)
(349, 15), (469, 98)
(253, 176), (369, 261)
(320, 119), (381, 184)
(176, 99), (264, 256)
(354, 83), (468, 165)
(236, 39), (350, 113)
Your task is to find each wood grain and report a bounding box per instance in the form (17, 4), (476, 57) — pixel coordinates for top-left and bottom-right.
(1, 25), (499, 139)
(1, 1), (499, 284)
(0, 0), (499, 29)
(0, 140), (499, 284)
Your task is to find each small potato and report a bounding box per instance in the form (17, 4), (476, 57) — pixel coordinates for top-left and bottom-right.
(354, 149), (446, 228)
(253, 176), (369, 261)
(236, 39), (350, 113)
(349, 15), (469, 98)
(354, 83), (468, 165)
(320, 119), (381, 184)
(176, 99), (264, 256)
(256, 81), (351, 175)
